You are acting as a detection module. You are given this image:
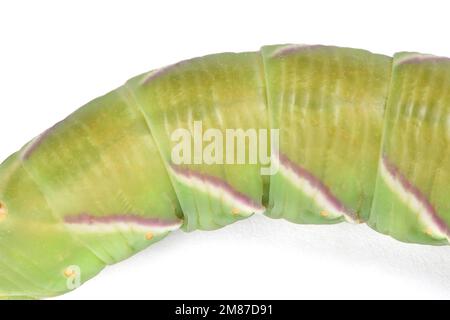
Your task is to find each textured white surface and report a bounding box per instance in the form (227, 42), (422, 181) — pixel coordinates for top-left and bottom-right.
(1, 0), (450, 300)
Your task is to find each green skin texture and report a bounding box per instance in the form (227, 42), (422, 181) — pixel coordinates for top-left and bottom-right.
(0, 44), (449, 298)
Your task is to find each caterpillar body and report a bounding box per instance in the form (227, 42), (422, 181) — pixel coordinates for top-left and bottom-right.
(1, 44), (450, 298)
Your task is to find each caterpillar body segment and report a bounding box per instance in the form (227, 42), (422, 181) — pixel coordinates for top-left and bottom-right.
(369, 53), (450, 244)
(0, 44), (449, 298)
(0, 87), (183, 298)
(127, 52), (269, 231)
(0, 153), (105, 298)
(261, 45), (392, 224)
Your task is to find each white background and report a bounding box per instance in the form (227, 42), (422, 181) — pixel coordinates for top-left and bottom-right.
(1, 0), (450, 300)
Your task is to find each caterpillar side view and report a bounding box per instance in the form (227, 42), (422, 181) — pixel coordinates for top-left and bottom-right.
(1, 44), (450, 299)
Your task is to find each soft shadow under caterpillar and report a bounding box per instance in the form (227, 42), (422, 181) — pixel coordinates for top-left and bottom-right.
(1, 44), (449, 298)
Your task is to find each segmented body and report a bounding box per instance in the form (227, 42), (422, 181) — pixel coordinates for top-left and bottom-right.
(1, 44), (450, 298)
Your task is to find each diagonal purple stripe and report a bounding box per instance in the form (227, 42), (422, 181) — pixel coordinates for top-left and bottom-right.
(382, 155), (449, 236)
(21, 121), (62, 160)
(397, 54), (450, 66)
(141, 58), (194, 85)
(278, 153), (356, 220)
(64, 213), (182, 228)
(170, 164), (265, 212)
(271, 44), (325, 58)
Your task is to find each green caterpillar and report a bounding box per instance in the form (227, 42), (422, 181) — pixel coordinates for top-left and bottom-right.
(1, 44), (449, 299)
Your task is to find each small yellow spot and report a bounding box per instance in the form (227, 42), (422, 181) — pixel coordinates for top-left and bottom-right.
(320, 210), (329, 217)
(145, 232), (154, 240)
(231, 208), (240, 215)
(64, 267), (75, 278)
(424, 228), (433, 236)
(0, 202), (7, 223)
